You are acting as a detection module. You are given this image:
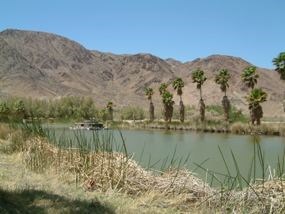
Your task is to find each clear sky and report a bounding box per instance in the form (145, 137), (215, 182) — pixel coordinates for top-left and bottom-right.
(1, 0), (284, 68)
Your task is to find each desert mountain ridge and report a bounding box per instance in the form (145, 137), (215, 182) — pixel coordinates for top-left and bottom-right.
(0, 29), (283, 116)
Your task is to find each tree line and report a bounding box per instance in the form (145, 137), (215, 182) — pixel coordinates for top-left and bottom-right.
(0, 52), (284, 125)
(143, 52), (285, 125)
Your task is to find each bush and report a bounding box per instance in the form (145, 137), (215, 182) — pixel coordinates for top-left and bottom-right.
(206, 105), (223, 116)
(0, 96), (100, 121)
(229, 106), (248, 123)
(119, 107), (145, 120)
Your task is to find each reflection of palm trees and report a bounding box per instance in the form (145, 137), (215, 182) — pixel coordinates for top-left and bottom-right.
(172, 77), (185, 123)
(192, 69), (207, 122)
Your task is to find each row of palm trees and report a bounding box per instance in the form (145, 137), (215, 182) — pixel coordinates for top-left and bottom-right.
(143, 52), (285, 125)
(104, 52), (284, 125)
(241, 66), (267, 125)
(145, 68), (231, 124)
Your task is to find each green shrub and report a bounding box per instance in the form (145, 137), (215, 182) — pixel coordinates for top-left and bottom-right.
(229, 106), (248, 123)
(206, 105), (223, 115)
(119, 107), (145, 120)
(0, 96), (100, 121)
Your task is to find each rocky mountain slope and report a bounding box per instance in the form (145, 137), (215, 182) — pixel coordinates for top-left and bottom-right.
(0, 29), (283, 116)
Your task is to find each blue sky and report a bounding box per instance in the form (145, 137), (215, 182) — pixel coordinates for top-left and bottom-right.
(1, 0), (284, 68)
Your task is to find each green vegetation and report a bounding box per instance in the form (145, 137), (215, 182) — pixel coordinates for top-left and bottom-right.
(0, 96), (99, 122)
(273, 52), (285, 112)
(172, 77), (185, 123)
(119, 106), (145, 120)
(241, 66), (267, 125)
(159, 83), (175, 123)
(144, 87), (155, 121)
(158, 82), (168, 95)
(192, 69), (207, 122)
(106, 101), (114, 121)
(273, 52), (285, 80)
(241, 66), (259, 89)
(215, 68), (231, 122)
(247, 88), (267, 125)
(161, 89), (175, 123)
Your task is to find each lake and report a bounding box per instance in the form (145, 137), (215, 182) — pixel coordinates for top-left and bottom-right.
(48, 125), (285, 185)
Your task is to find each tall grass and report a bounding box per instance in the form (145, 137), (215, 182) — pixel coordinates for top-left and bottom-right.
(2, 120), (285, 212)
(194, 136), (285, 193)
(8, 120), (285, 187)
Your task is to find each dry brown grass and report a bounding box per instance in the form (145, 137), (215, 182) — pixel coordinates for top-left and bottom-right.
(208, 179), (285, 213)
(19, 137), (285, 213)
(22, 137), (213, 200)
(0, 123), (11, 140)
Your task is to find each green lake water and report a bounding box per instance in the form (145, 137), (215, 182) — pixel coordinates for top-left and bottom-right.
(48, 125), (285, 185)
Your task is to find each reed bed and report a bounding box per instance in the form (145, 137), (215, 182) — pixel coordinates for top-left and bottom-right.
(208, 179), (285, 213)
(20, 136), (213, 202)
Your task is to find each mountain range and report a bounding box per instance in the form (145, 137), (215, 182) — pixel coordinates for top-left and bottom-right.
(0, 29), (283, 116)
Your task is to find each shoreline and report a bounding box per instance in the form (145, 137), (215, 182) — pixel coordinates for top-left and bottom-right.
(108, 120), (285, 137)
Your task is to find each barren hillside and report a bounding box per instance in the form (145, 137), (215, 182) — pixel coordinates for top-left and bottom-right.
(0, 29), (283, 116)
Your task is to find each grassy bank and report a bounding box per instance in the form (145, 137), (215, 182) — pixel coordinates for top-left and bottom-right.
(0, 123), (284, 213)
(108, 120), (285, 137)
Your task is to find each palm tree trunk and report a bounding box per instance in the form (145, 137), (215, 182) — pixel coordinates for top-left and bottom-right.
(169, 104), (173, 123)
(108, 108), (113, 121)
(222, 95), (230, 122)
(199, 99), (205, 122)
(250, 109), (255, 125)
(163, 104), (168, 122)
(199, 87), (205, 122)
(179, 99), (185, 123)
(149, 100), (154, 122)
(256, 105), (263, 126)
(256, 117), (261, 125)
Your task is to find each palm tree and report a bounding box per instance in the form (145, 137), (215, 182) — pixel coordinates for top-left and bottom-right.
(159, 83), (168, 121)
(241, 66), (262, 124)
(273, 52), (285, 111)
(192, 69), (207, 122)
(162, 91), (175, 122)
(247, 88), (267, 125)
(273, 52), (285, 80)
(172, 77), (185, 122)
(144, 87), (155, 122)
(241, 66), (259, 89)
(106, 101), (114, 121)
(215, 69), (231, 121)
(159, 83), (168, 95)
